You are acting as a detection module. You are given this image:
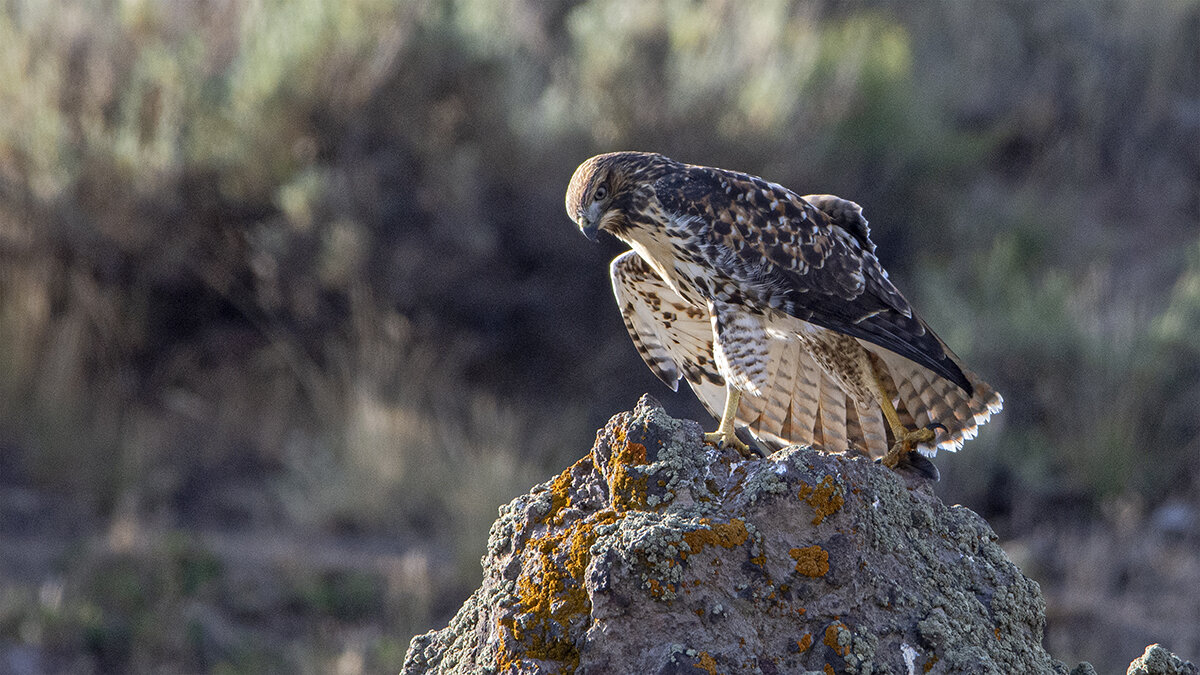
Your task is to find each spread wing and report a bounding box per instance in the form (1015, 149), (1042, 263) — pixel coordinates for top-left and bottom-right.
(652, 167), (972, 395)
(611, 250), (889, 457)
(609, 251), (723, 393)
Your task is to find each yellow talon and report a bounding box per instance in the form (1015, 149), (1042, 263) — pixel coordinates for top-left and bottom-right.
(880, 426), (937, 468)
(704, 428), (751, 456)
(705, 384), (754, 457)
(871, 362), (942, 470)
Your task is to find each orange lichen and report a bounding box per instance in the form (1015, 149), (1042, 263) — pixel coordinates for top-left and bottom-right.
(798, 476), (844, 525)
(546, 469), (573, 525)
(645, 578), (676, 599)
(823, 621), (850, 657)
(796, 633), (813, 652)
(640, 518), (752, 604)
(498, 508), (618, 673)
(924, 654), (939, 672)
(621, 440), (647, 463)
(823, 665), (835, 675)
(790, 545), (830, 577)
(607, 440), (648, 511)
(567, 510), (615, 578)
(693, 651), (718, 674)
(682, 518), (749, 556)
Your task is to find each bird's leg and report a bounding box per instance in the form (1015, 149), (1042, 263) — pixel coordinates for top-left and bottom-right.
(871, 366), (938, 468)
(703, 383), (752, 457)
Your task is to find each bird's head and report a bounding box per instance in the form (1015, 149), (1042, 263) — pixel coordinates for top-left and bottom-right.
(565, 152), (670, 242)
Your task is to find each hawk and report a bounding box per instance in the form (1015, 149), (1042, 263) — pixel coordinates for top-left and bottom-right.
(565, 151), (1002, 472)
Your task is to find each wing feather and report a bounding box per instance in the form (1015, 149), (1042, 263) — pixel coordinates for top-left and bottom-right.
(613, 250), (877, 455)
(652, 167), (971, 394)
(610, 251), (722, 393)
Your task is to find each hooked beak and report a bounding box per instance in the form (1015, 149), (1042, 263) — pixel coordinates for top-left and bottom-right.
(579, 216), (599, 242)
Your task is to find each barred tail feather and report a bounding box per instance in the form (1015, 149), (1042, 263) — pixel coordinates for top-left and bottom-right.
(862, 341), (1003, 456)
(727, 339), (820, 450)
(692, 337), (915, 461)
(816, 371), (848, 454)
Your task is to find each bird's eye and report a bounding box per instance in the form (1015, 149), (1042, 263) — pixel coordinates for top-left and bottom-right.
(593, 185), (608, 201)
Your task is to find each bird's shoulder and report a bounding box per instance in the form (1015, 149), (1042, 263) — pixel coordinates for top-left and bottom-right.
(646, 167), (873, 290)
(648, 165), (878, 258)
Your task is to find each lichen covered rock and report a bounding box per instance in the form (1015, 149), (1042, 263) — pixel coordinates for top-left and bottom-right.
(1127, 644), (1198, 675)
(403, 396), (1072, 674)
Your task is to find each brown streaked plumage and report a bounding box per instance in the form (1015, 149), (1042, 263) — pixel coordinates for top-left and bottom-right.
(568, 151), (1002, 469)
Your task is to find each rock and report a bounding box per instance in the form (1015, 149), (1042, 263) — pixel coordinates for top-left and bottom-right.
(403, 396), (1081, 674)
(1127, 644), (1198, 675)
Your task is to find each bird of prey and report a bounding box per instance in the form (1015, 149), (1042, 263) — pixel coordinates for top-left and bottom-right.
(565, 151), (1002, 471)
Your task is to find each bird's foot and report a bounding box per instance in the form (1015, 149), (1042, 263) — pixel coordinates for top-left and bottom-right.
(704, 428), (753, 458)
(880, 423), (946, 469)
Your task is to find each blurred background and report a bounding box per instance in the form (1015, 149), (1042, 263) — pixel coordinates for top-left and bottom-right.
(0, 0), (1196, 672)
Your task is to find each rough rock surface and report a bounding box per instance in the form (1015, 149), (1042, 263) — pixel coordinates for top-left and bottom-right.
(403, 396), (1082, 674)
(1127, 644), (1198, 675)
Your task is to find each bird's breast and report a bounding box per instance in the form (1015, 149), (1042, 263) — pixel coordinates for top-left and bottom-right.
(623, 212), (785, 318)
